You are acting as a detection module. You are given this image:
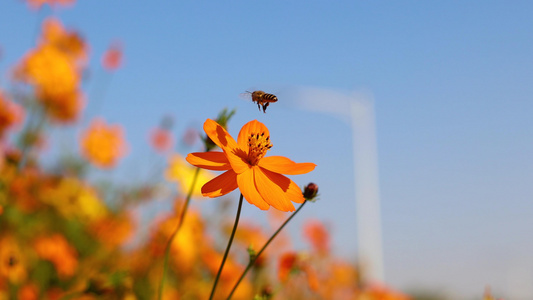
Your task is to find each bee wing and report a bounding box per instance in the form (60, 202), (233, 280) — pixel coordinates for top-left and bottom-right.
(239, 91), (253, 101)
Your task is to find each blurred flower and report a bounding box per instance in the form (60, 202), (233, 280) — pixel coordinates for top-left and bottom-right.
(150, 208), (205, 272)
(0, 91), (24, 139)
(80, 118), (128, 168)
(41, 177), (107, 221)
(182, 127), (199, 146)
(303, 219), (330, 254)
(14, 44), (84, 123)
(0, 236), (27, 284)
(233, 221), (267, 253)
(202, 247), (253, 299)
(150, 127), (173, 153)
(483, 286), (504, 300)
(91, 213), (134, 248)
(26, 0), (75, 9)
(186, 119), (316, 212)
(278, 252), (319, 291)
(18, 283), (38, 300)
(360, 283), (411, 300)
(34, 234), (78, 278)
(165, 153), (214, 197)
(9, 169), (44, 212)
(102, 42), (123, 71)
(41, 18), (88, 66)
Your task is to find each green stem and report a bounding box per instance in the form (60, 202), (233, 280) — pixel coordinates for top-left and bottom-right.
(18, 105), (46, 171)
(209, 193), (244, 300)
(157, 167), (201, 300)
(225, 200), (308, 300)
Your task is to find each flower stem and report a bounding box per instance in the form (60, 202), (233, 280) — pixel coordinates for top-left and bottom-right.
(18, 105), (46, 171)
(209, 193), (244, 300)
(157, 167), (201, 300)
(225, 200), (308, 300)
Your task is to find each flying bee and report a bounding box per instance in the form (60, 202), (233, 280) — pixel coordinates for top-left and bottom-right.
(243, 90), (278, 113)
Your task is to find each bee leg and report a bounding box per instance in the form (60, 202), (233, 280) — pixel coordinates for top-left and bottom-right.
(262, 103), (269, 113)
(257, 103), (261, 111)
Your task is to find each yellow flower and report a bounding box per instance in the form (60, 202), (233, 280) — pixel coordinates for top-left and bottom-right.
(165, 153), (214, 197)
(0, 236), (27, 284)
(41, 177), (107, 221)
(187, 119), (316, 212)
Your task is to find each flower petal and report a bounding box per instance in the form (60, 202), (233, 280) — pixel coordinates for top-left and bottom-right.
(259, 156), (316, 175)
(237, 120), (270, 150)
(203, 119), (238, 150)
(237, 168), (270, 210)
(286, 179), (305, 204)
(203, 119), (250, 174)
(254, 167), (295, 212)
(225, 148), (251, 174)
(186, 152), (231, 171)
(201, 169), (238, 197)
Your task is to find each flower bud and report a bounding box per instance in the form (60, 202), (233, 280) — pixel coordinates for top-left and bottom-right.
(303, 183), (319, 200)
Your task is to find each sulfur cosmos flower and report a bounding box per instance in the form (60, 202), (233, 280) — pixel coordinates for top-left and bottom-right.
(80, 118), (128, 169)
(186, 119), (316, 212)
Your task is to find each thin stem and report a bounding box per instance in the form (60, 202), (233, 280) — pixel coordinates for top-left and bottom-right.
(225, 200), (308, 300)
(209, 193), (244, 300)
(18, 105), (46, 171)
(157, 167), (201, 300)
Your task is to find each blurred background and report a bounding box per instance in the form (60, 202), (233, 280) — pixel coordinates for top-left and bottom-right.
(1, 1), (533, 299)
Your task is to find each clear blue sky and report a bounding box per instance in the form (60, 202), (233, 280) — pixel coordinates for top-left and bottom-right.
(2, 1), (533, 299)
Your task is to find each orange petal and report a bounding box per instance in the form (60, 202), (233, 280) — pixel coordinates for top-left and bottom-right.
(254, 167), (295, 212)
(237, 120), (270, 150)
(285, 179), (305, 204)
(201, 170), (238, 197)
(186, 152), (231, 170)
(203, 119), (238, 150)
(237, 168), (270, 210)
(259, 156), (316, 175)
(226, 148), (251, 174)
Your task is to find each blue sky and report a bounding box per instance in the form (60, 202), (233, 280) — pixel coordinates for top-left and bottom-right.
(2, 1), (533, 299)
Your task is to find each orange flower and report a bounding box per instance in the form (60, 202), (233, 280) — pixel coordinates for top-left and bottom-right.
(41, 18), (88, 66)
(26, 0), (75, 9)
(102, 42), (123, 71)
(14, 44), (83, 123)
(18, 283), (38, 300)
(361, 283), (411, 300)
(186, 119), (315, 212)
(34, 234), (78, 278)
(150, 127), (173, 153)
(80, 118), (128, 168)
(303, 219), (330, 254)
(0, 92), (24, 139)
(91, 213), (134, 248)
(278, 252), (319, 291)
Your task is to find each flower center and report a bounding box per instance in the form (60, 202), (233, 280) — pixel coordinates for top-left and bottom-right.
(247, 131), (272, 165)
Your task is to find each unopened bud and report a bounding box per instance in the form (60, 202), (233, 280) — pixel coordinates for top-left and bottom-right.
(303, 183), (319, 200)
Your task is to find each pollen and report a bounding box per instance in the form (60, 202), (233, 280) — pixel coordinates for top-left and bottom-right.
(247, 132), (272, 165)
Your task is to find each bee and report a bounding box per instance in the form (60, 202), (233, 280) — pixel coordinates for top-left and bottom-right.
(244, 90), (278, 113)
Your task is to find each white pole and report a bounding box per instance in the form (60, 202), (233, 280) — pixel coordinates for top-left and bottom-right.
(350, 98), (384, 282)
(290, 87), (385, 282)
